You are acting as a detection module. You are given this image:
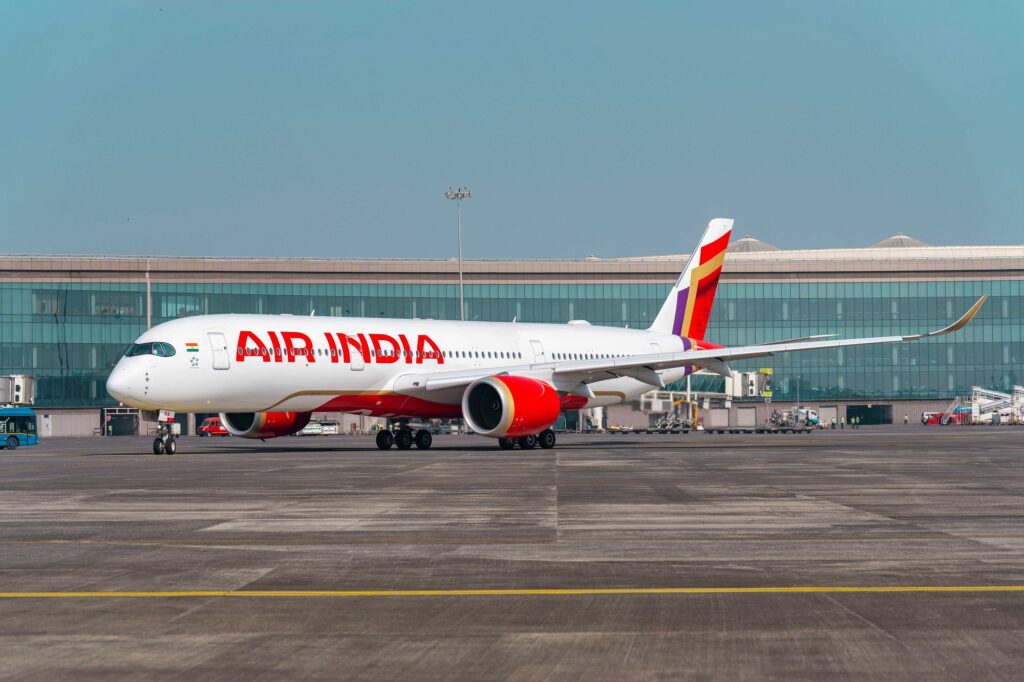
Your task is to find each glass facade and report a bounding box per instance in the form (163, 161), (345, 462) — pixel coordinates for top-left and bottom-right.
(1, 274), (1020, 408)
(715, 280), (1022, 401)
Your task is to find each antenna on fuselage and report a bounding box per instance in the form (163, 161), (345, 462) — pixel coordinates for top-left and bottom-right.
(310, 309), (316, 316)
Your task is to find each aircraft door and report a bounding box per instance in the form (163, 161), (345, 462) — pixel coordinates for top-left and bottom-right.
(529, 340), (546, 363)
(208, 332), (230, 370)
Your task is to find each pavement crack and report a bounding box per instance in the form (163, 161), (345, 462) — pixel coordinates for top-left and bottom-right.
(823, 593), (905, 646)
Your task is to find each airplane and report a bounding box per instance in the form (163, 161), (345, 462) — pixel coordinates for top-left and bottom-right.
(106, 219), (987, 455)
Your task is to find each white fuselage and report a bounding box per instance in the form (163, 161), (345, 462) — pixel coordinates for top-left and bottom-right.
(106, 315), (694, 416)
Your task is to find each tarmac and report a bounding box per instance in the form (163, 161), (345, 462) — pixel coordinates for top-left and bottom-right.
(2, 427), (1024, 680)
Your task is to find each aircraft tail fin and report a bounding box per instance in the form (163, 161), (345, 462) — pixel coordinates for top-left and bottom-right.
(648, 218), (733, 340)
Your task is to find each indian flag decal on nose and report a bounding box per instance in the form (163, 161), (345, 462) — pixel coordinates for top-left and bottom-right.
(185, 342), (199, 353)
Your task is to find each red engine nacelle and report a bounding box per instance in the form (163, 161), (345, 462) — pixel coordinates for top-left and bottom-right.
(461, 376), (561, 438)
(219, 411), (312, 439)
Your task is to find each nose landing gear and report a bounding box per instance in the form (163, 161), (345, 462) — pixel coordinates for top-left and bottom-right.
(152, 423), (177, 455)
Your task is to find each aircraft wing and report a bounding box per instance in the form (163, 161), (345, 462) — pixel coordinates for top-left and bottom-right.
(404, 295), (987, 393)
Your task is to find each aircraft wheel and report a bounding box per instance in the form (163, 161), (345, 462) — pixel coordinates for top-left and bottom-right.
(498, 438), (515, 450)
(153, 438), (165, 455)
(5, 437), (18, 451)
(414, 430), (433, 449)
(395, 430), (413, 450)
(165, 438), (177, 455)
(376, 431), (394, 450)
(538, 429), (556, 449)
(518, 434), (537, 450)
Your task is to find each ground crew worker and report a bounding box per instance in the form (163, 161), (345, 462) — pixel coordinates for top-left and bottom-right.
(840, 416), (845, 429)
(904, 414), (909, 425)
(831, 417), (836, 429)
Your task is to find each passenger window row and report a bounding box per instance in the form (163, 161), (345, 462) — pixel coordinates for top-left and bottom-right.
(129, 342), (629, 364)
(233, 346), (637, 363)
(237, 346), (526, 361)
(552, 352), (627, 361)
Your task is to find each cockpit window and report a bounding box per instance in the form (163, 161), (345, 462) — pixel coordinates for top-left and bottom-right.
(123, 342), (176, 358)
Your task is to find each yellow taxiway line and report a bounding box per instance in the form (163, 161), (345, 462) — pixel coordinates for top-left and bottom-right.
(2, 586), (1024, 599)
(7, 532), (1021, 545)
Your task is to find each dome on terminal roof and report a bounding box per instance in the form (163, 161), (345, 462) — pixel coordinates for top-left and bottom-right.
(870, 232), (929, 248)
(729, 235), (780, 253)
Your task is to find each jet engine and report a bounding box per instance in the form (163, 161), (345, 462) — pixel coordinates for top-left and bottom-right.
(461, 376), (561, 438)
(219, 411), (312, 439)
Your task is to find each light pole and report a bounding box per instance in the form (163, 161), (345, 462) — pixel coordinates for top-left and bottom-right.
(796, 374), (801, 408)
(444, 187), (471, 320)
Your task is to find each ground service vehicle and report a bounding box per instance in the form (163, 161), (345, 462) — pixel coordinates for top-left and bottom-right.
(197, 416), (229, 436)
(760, 408), (818, 434)
(106, 218), (988, 455)
(297, 421), (324, 436)
(0, 407), (39, 450)
(923, 408), (970, 425)
(797, 408), (820, 427)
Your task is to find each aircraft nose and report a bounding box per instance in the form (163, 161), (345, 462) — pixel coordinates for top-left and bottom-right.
(106, 365), (133, 404)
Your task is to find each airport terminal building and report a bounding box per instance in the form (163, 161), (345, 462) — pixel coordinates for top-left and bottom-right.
(2, 234), (1021, 434)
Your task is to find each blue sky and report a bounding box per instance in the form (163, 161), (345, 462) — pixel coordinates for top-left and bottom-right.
(2, 1), (1022, 258)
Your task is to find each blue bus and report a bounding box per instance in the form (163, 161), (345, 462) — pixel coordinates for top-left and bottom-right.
(0, 407), (38, 450)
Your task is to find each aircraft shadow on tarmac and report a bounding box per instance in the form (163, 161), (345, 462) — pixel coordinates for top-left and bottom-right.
(82, 436), (843, 455)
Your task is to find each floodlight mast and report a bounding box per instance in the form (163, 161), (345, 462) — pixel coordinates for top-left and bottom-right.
(444, 187), (472, 321)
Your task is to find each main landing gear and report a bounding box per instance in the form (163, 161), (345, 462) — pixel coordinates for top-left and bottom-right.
(498, 429), (556, 450)
(152, 423), (177, 455)
(376, 427), (433, 451)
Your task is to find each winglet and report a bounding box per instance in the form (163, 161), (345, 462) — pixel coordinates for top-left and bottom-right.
(902, 295), (988, 341)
